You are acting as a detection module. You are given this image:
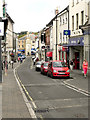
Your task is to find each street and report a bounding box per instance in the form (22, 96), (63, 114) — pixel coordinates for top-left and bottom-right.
(16, 57), (88, 119)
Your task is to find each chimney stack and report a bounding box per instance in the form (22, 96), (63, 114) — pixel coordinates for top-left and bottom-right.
(55, 7), (59, 15)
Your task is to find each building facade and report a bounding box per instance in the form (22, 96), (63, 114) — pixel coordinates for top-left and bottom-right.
(6, 13), (14, 62)
(69, 0), (88, 69)
(57, 6), (69, 63)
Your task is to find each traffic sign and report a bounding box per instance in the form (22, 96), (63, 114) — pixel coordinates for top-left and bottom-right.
(64, 30), (70, 35)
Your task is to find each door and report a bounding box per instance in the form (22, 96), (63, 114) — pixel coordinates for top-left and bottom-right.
(74, 52), (80, 69)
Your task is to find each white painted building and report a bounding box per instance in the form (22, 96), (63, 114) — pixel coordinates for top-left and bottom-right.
(57, 6), (69, 62)
(0, 0), (3, 17)
(69, 0), (89, 69)
(6, 13), (14, 62)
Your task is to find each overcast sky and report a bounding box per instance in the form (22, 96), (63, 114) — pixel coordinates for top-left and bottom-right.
(6, 0), (69, 33)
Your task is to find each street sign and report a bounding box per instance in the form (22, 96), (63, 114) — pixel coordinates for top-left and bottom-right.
(64, 30), (70, 35)
(0, 22), (4, 36)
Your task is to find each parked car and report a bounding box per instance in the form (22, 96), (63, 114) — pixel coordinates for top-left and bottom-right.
(47, 60), (70, 78)
(41, 62), (49, 74)
(35, 61), (42, 71)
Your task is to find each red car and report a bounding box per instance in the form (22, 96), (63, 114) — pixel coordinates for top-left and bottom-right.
(47, 60), (70, 78)
(41, 62), (49, 74)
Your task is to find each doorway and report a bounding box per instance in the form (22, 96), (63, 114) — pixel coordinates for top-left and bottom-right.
(74, 52), (80, 69)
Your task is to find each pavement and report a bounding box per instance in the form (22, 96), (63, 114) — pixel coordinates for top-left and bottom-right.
(0, 60), (89, 119)
(1, 62), (31, 119)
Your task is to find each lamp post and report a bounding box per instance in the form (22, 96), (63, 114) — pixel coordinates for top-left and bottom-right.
(56, 15), (58, 60)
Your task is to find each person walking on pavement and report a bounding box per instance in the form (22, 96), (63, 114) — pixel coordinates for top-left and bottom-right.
(18, 57), (20, 63)
(11, 59), (14, 69)
(70, 59), (74, 71)
(82, 59), (88, 78)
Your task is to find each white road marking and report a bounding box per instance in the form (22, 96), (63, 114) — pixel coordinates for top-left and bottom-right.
(14, 67), (37, 119)
(62, 81), (89, 96)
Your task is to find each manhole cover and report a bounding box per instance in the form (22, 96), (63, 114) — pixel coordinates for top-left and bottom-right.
(34, 108), (49, 113)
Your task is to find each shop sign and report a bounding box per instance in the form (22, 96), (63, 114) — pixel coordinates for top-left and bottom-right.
(83, 30), (90, 35)
(68, 37), (84, 46)
(64, 30), (71, 35)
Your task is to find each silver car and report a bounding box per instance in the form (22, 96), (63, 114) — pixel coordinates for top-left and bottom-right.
(35, 61), (42, 71)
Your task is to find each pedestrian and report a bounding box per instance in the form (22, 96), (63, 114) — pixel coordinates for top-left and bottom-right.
(11, 60), (14, 69)
(33, 57), (36, 65)
(82, 59), (88, 78)
(36, 57), (39, 62)
(18, 57), (20, 63)
(70, 59), (74, 71)
(20, 57), (23, 63)
(3, 56), (8, 75)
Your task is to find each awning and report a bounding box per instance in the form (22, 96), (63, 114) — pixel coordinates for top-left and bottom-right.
(46, 51), (52, 57)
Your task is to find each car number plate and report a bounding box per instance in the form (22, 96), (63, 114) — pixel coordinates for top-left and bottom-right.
(59, 73), (65, 74)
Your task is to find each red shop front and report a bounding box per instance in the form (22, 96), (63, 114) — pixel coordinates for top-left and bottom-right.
(58, 46), (68, 64)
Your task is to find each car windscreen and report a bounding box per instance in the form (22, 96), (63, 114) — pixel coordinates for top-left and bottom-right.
(44, 63), (48, 67)
(53, 62), (67, 67)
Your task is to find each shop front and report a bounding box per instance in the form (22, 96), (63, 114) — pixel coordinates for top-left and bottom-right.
(68, 36), (84, 69)
(58, 45), (69, 64)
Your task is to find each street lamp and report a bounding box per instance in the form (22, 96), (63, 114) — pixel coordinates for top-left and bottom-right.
(56, 15), (58, 60)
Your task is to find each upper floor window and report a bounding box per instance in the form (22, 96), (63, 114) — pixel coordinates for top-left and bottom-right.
(76, 0), (79, 4)
(72, 0), (74, 7)
(81, 11), (84, 25)
(63, 19), (64, 24)
(76, 13), (79, 30)
(32, 41), (35, 43)
(72, 16), (74, 31)
(60, 33), (62, 43)
(60, 17), (61, 25)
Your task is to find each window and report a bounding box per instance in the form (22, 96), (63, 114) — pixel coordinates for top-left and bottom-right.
(63, 36), (64, 43)
(72, 0), (74, 6)
(22, 45), (24, 48)
(72, 16), (74, 31)
(76, 0), (79, 4)
(60, 17), (61, 25)
(60, 33), (62, 43)
(32, 41), (35, 43)
(76, 13), (79, 30)
(19, 45), (20, 48)
(63, 19), (64, 24)
(81, 11), (84, 25)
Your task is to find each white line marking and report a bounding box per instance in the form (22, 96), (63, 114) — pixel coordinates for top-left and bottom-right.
(62, 82), (89, 96)
(14, 68), (37, 119)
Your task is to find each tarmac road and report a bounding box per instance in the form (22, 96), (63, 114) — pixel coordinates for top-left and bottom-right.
(17, 57), (88, 119)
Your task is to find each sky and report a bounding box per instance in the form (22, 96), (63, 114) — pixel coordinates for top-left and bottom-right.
(5, 0), (69, 33)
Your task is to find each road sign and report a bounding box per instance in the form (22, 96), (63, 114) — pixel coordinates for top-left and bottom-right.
(0, 22), (4, 36)
(64, 30), (70, 35)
